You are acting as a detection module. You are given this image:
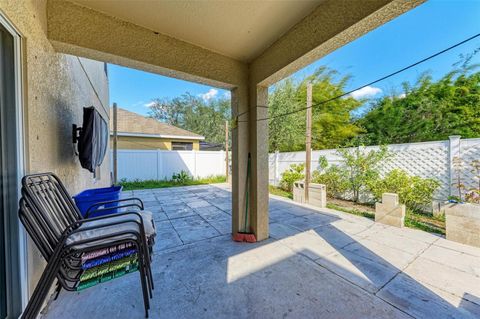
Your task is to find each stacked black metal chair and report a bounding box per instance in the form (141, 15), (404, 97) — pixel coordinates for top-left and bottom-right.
(18, 173), (156, 319)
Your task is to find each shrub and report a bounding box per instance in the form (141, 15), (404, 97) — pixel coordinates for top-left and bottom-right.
(172, 170), (192, 184)
(369, 169), (440, 212)
(280, 163), (305, 192)
(318, 155), (328, 171)
(312, 165), (348, 198)
(465, 189), (480, 204)
(336, 145), (389, 202)
(368, 169), (410, 201)
(406, 176), (441, 211)
(465, 160), (480, 204)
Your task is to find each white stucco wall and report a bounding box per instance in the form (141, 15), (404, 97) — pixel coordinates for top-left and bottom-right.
(0, 0), (110, 298)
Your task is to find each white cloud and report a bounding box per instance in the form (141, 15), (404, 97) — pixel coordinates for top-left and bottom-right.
(199, 88), (218, 101)
(144, 101), (156, 107)
(349, 86), (382, 99)
(125, 101), (146, 108)
(397, 93), (406, 99)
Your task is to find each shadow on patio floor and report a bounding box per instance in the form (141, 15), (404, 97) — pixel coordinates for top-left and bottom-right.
(41, 184), (480, 319)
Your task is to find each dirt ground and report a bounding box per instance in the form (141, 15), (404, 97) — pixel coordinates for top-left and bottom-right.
(329, 197), (445, 234)
(329, 198), (375, 213)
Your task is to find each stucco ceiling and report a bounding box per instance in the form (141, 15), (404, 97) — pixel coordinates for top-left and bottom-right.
(70, 0), (323, 62)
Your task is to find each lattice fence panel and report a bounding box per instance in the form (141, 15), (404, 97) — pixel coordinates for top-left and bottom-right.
(379, 143), (450, 199)
(460, 140), (480, 193)
(270, 138), (480, 200)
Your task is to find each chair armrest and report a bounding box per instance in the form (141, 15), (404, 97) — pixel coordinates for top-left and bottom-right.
(86, 204), (143, 218)
(85, 197), (144, 217)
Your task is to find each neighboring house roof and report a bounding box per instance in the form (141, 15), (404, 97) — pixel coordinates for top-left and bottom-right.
(110, 108), (204, 140)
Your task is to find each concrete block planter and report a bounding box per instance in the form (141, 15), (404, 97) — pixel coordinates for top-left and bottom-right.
(293, 181), (305, 203)
(375, 193), (405, 228)
(293, 181), (327, 208)
(445, 203), (480, 248)
(309, 183), (327, 208)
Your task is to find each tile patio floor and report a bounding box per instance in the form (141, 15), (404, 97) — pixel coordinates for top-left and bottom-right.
(42, 183), (480, 319)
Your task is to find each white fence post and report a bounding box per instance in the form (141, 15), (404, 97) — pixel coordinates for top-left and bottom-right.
(156, 149), (162, 180)
(448, 135), (461, 196)
(193, 150), (197, 178)
(221, 150), (226, 177)
(274, 150), (280, 186)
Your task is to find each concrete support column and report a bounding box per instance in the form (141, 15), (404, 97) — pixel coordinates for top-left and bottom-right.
(231, 86), (249, 236)
(249, 85), (269, 241)
(230, 85), (269, 241)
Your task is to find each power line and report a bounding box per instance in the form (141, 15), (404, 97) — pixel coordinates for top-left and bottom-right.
(237, 32), (480, 123)
(235, 105), (268, 119)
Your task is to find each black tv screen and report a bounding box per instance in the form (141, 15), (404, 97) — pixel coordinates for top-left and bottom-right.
(78, 106), (108, 173)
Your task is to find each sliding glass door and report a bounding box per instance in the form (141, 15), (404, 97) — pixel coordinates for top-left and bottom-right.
(0, 21), (21, 319)
(0, 105), (5, 319)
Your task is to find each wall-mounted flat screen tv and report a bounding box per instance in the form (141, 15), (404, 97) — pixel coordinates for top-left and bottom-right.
(77, 106), (108, 173)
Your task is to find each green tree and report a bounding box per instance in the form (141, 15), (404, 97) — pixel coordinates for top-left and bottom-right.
(298, 67), (363, 150)
(357, 69), (480, 145)
(148, 93), (200, 126)
(268, 67), (363, 152)
(268, 79), (305, 152)
(148, 93), (231, 145)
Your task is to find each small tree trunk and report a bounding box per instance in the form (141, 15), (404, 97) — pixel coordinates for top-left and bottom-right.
(353, 189), (359, 203)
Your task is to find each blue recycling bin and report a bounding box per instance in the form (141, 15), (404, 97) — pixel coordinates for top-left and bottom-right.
(73, 185), (123, 217)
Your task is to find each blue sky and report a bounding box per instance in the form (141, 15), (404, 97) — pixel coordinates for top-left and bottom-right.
(109, 0), (480, 116)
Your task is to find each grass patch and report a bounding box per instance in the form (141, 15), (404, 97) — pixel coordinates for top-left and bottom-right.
(269, 186), (293, 199)
(327, 203), (375, 220)
(266, 187), (445, 235)
(119, 175), (226, 191)
(328, 201), (445, 235)
(405, 210), (445, 235)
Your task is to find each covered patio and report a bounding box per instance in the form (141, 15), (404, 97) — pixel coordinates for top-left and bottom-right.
(41, 185), (480, 319)
(5, 1), (480, 318)
(45, 0), (425, 241)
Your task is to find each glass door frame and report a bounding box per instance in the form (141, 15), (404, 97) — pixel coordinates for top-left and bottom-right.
(0, 11), (26, 319)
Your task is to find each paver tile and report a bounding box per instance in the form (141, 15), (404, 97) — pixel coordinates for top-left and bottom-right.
(377, 273), (480, 319)
(403, 257), (480, 304)
(170, 215), (209, 229)
(175, 225), (221, 244)
(315, 249), (399, 293)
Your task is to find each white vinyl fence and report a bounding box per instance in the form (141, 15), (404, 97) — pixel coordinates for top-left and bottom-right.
(113, 150), (227, 181)
(269, 136), (480, 200)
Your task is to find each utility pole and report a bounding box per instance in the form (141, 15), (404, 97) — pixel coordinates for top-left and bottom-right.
(113, 102), (118, 185)
(305, 83), (312, 202)
(225, 120), (229, 181)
